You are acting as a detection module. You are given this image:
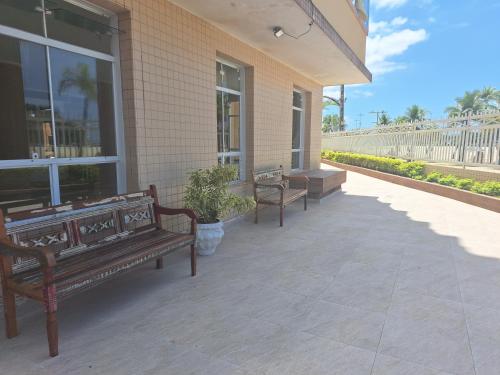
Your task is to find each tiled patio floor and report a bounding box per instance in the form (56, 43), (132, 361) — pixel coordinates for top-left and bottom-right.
(1, 166), (499, 375)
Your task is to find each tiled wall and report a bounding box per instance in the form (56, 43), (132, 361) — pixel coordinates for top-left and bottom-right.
(95, 0), (323, 227)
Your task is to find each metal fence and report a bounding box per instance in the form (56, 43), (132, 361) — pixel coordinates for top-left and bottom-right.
(322, 111), (500, 166)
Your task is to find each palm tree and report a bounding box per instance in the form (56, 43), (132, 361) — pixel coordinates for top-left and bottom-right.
(445, 90), (482, 116)
(378, 113), (391, 126)
(322, 114), (340, 132)
(478, 86), (499, 110)
(394, 116), (409, 124)
(59, 63), (97, 124)
(444, 88), (498, 117)
(405, 105), (428, 122)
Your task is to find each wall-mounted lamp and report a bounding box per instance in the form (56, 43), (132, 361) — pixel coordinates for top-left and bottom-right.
(272, 21), (313, 40)
(273, 27), (284, 38)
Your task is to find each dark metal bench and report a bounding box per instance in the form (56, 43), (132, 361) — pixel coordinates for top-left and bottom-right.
(0, 185), (197, 357)
(252, 166), (309, 226)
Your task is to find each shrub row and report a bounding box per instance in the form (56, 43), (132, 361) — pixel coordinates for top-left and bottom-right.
(321, 151), (500, 197)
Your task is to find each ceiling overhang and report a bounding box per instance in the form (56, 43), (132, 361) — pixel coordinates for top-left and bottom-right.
(170, 0), (372, 86)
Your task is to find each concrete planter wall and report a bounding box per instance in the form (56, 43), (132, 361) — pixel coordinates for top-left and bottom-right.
(322, 159), (500, 213)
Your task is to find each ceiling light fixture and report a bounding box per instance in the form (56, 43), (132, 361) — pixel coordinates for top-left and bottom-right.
(272, 20), (314, 40)
(273, 27), (284, 38)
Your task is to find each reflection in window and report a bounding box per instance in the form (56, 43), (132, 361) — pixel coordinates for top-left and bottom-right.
(59, 163), (117, 203)
(0, 168), (51, 215)
(292, 90), (304, 170)
(216, 60), (243, 179)
(45, 0), (113, 54)
(0, 0), (44, 36)
(50, 48), (116, 158)
(0, 35), (53, 160)
(216, 61), (240, 92)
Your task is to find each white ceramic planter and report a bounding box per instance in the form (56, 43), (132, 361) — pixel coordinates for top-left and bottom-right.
(196, 221), (224, 256)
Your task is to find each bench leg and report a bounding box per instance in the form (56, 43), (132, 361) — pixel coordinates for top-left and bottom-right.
(156, 257), (164, 269)
(304, 195), (307, 211)
(2, 289), (18, 338)
(280, 206), (284, 227)
(190, 244), (197, 276)
(43, 272), (58, 357)
(254, 203), (258, 224)
(46, 310), (58, 357)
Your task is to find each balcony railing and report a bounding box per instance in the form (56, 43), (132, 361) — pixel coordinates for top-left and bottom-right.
(352, 0), (370, 29)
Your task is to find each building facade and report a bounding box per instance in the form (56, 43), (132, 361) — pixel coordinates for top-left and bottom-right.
(0, 0), (370, 225)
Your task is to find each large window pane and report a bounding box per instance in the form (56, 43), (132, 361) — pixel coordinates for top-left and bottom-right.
(0, 35), (54, 160)
(293, 91), (303, 108)
(59, 163), (117, 203)
(224, 93), (240, 152)
(291, 152), (300, 170)
(45, 0), (113, 54)
(217, 91), (223, 153)
(292, 110), (301, 149)
(50, 48), (116, 157)
(216, 62), (240, 91)
(0, 167), (51, 215)
(0, 0), (44, 35)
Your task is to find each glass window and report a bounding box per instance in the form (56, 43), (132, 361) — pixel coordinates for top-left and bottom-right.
(0, 35), (53, 160)
(0, 167), (51, 215)
(224, 93), (240, 152)
(292, 110), (301, 149)
(0, 1), (121, 212)
(45, 0), (113, 54)
(50, 48), (116, 158)
(291, 152), (300, 170)
(59, 163), (117, 203)
(291, 90), (304, 170)
(216, 60), (243, 179)
(0, 0), (44, 36)
(216, 61), (240, 92)
(293, 90), (303, 108)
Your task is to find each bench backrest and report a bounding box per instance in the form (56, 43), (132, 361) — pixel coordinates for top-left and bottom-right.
(0, 186), (160, 275)
(251, 166), (286, 199)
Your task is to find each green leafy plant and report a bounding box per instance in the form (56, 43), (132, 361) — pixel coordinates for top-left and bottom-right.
(455, 178), (474, 191)
(184, 165), (255, 224)
(321, 151), (425, 179)
(425, 172), (442, 182)
(471, 181), (500, 196)
(321, 151), (500, 197)
(437, 174), (459, 187)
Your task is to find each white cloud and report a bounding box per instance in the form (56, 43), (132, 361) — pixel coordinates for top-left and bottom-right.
(323, 86), (340, 99)
(391, 16), (408, 26)
(372, 0), (408, 9)
(352, 90), (375, 98)
(367, 28), (428, 75)
(369, 17), (408, 33)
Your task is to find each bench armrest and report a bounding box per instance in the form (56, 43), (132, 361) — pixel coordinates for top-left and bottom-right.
(154, 206), (198, 235)
(0, 239), (56, 267)
(283, 175), (309, 190)
(155, 206), (198, 220)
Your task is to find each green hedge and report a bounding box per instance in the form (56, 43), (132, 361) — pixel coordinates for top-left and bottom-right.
(321, 151), (500, 197)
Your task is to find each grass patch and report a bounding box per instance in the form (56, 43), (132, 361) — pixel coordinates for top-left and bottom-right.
(321, 151), (500, 197)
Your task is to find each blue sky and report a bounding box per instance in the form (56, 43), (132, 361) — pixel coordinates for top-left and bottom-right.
(323, 0), (500, 129)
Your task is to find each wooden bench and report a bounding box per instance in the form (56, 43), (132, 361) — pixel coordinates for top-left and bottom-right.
(252, 166), (309, 226)
(0, 185), (197, 357)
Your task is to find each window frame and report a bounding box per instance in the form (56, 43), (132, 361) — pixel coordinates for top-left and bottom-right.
(216, 58), (246, 181)
(0, 0), (126, 206)
(292, 88), (305, 171)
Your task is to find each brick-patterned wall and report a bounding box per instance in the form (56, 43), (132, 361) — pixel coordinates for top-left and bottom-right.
(94, 0), (323, 228)
(424, 165), (500, 182)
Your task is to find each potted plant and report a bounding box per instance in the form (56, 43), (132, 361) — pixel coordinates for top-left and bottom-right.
(184, 165), (255, 255)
